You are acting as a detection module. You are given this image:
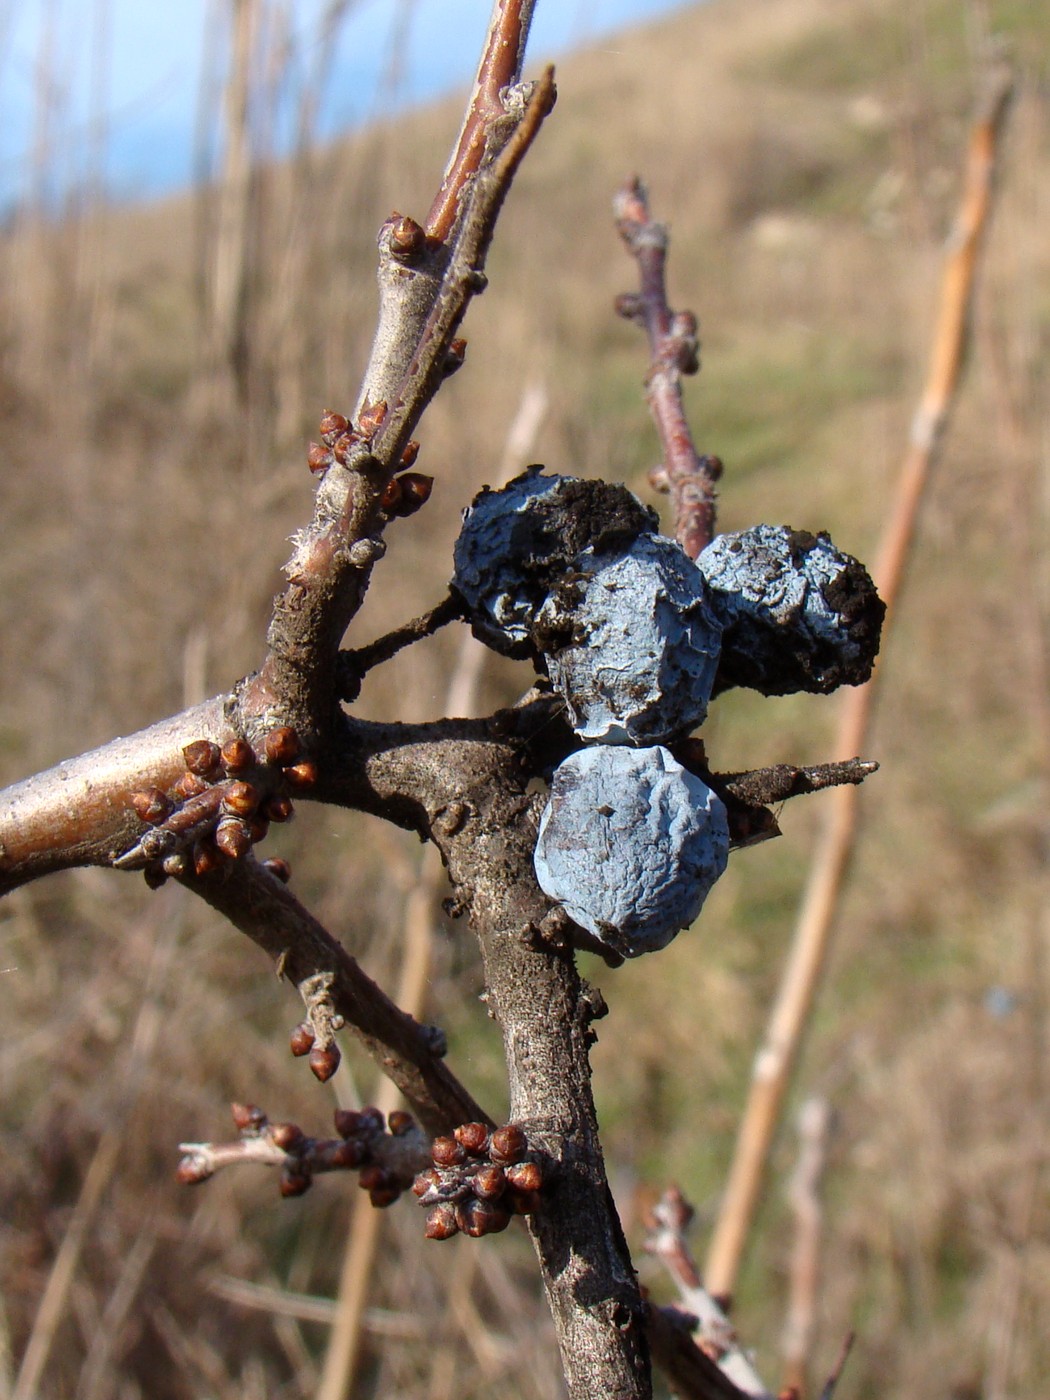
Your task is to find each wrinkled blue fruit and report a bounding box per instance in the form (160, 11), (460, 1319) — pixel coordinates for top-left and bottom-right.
(699, 524), (884, 695)
(451, 466), (657, 657)
(534, 745), (729, 958)
(537, 533), (723, 744)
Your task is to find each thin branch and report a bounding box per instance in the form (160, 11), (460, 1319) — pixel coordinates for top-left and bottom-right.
(341, 591), (464, 687)
(644, 1305), (758, 1400)
(644, 1188), (774, 1399)
(192, 858), (490, 1137)
(425, 0), (538, 242)
(703, 59), (1014, 1307)
(614, 176), (719, 559)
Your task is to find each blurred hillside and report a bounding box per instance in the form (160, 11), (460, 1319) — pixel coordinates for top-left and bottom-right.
(1, 0), (1048, 1397)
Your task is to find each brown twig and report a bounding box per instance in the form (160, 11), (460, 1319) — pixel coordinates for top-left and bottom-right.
(177, 1102), (431, 1200)
(703, 61), (1014, 1307)
(614, 176), (720, 559)
(644, 1188), (774, 1399)
(192, 858), (490, 1137)
(644, 1305), (759, 1400)
(341, 591), (464, 688)
(425, 0), (538, 242)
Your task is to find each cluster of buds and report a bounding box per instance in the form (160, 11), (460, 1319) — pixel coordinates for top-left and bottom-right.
(176, 1102), (425, 1204)
(122, 726), (316, 885)
(413, 1122), (547, 1239)
(305, 407), (433, 521)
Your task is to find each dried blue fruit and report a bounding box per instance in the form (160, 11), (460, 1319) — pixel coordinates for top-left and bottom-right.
(698, 524), (884, 695)
(533, 745), (729, 958)
(451, 466), (657, 657)
(537, 533), (723, 744)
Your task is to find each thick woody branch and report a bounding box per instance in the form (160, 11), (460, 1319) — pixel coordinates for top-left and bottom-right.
(421, 753), (651, 1397)
(0, 697), (232, 894)
(614, 177), (719, 559)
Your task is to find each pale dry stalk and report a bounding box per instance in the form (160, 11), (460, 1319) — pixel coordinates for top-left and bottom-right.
(703, 61), (1015, 1305)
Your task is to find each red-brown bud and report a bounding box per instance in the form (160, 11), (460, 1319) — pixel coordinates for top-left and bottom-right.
(334, 1108), (367, 1139)
(130, 787), (173, 825)
(176, 1157), (211, 1185)
(431, 1136), (467, 1168)
(289, 1022), (315, 1057)
(193, 839), (222, 877)
(387, 1110), (415, 1137)
(504, 1160), (543, 1193)
(263, 726), (300, 765)
(473, 1165), (506, 1200)
(265, 795), (294, 823)
(309, 1043), (341, 1083)
(399, 440), (420, 469)
(319, 410), (349, 441)
(270, 1121), (304, 1150)
(413, 1168), (441, 1197)
(183, 740), (222, 776)
(358, 1165), (389, 1192)
(282, 761), (317, 791)
(280, 1169), (312, 1197)
(488, 1124), (527, 1166)
(388, 213), (426, 262)
(387, 473), (433, 519)
(175, 772), (209, 799)
(326, 1139), (365, 1169)
(231, 1102), (266, 1132)
(369, 1185), (402, 1208)
(220, 738), (255, 773)
(222, 780), (260, 817)
(261, 857), (289, 885)
(307, 442), (332, 474)
(380, 477), (403, 513)
(456, 1198), (511, 1237)
(454, 1122), (491, 1156)
(215, 817), (252, 859)
(443, 338), (467, 377)
(331, 431), (357, 465)
(356, 400), (387, 440)
(143, 865), (168, 890)
(424, 1204), (459, 1240)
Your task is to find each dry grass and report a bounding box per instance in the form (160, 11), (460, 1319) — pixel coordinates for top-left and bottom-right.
(1, 0), (1048, 1395)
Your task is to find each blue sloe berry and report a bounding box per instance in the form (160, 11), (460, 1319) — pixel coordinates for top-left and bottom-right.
(536, 533), (723, 744)
(451, 466), (657, 657)
(698, 524), (884, 695)
(533, 744), (729, 958)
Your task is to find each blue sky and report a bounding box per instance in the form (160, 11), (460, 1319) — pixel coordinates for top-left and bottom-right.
(0, 0), (693, 208)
